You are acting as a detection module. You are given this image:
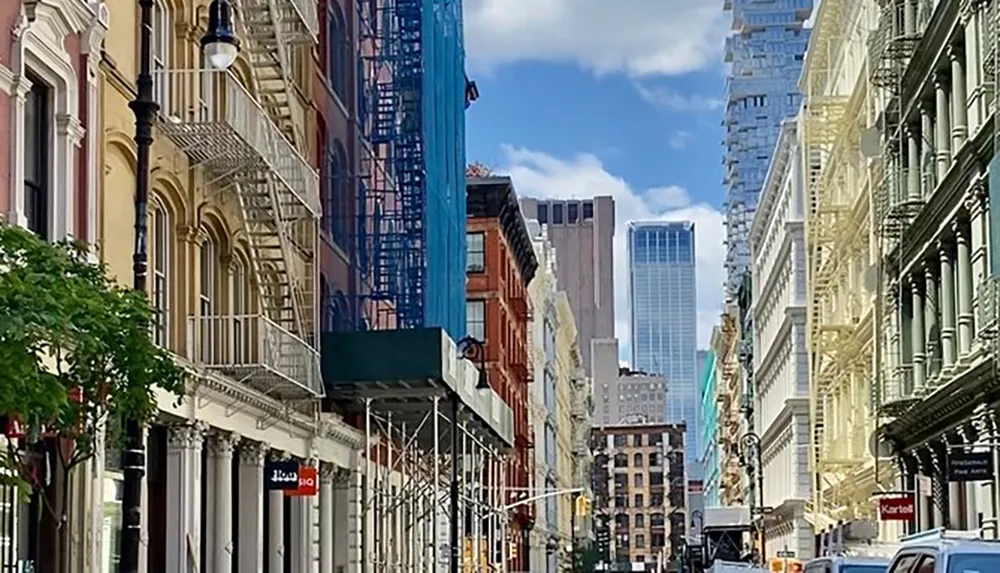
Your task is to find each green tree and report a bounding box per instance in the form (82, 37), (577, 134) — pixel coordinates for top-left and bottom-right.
(0, 222), (186, 571)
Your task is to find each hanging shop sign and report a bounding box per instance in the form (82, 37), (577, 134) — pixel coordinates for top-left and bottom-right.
(286, 465), (319, 497)
(878, 495), (915, 521)
(265, 459), (301, 491)
(947, 452), (994, 482)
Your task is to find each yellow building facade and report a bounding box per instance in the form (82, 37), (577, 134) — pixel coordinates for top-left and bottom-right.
(93, 0), (363, 570)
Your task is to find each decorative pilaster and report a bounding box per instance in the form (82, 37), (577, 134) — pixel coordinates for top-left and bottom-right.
(238, 440), (267, 573)
(209, 431), (239, 573)
(906, 126), (921, 200)
(919, 102), (935, 196)
(963, 1), (982, 133)
(319, 463), (336, 573)
(903, 0), (916, 35)
(934, 72), (953, 183)
(165, 422), (206, 573)
(939, 239), (957, 368)
(948, 45), (969, 150)
(911, 274), (927, 390)
(968, 180), (989, 336)
(923, 264), (941, 381)
(955, 218), (975, 356)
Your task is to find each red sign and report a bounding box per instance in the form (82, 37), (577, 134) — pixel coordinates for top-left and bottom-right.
(879, 495), (915, 521)
(286, 466), (319, 497)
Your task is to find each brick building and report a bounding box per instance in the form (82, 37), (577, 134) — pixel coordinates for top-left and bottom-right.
(466, 176), (538, 570)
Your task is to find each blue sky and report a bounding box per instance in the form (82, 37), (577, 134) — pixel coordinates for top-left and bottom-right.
(462, 0), (731, 357)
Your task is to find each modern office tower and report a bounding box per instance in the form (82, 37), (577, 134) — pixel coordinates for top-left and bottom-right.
(519, 197), (615, 374)
(627, 221), (699, 476)
(723, 0), (812, 298)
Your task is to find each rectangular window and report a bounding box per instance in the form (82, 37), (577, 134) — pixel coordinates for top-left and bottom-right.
(152, 205), (169, 347)
(537, 203), (548, 223)
(567, 202), (579, 223)
(583, 201), (593, 220)
(152, 1), (171, 111)
(552, 203), (564, 224)
(199, 240), (215, 360)
(24, 75), (49, 238)
(466, 232), (485, 272)
(466, 300), (485, 341)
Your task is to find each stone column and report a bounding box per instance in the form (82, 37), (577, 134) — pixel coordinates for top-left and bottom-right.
(289, 459), (316, 573)
(887, 289), (902, 400)
(906, 126), (921, 201)
(939, 239), (957, 367)
(969, 181), (989, 335)
(935, 72), (953, 182)
(209, 432), (238, 573)
(165, 423), (205, 573)
(239, 440), (267, 573)
(955, 218), (975, 356)
(919, 102), (935, 196)
(949, 45), (969, 151)
(911, 274), (927, 391)
(924, 264), (941, 380)
(903, 0), (916, 35)
(269, 452), (286, 573)
(319, 464), (336, 573)
(963, 4), (981, 133)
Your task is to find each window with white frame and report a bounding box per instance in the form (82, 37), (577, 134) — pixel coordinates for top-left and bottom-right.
(24, 74), (50, 238)
(199, 236), (216, 361)
(466, 299), (485, 341)
(466, 232), (485, 272)
(150, 200), (169, 347)
(152, 0), (172, 111)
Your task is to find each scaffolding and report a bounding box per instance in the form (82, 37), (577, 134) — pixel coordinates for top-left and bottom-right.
(359, 396), (510, 571)
(153, 0), (322, 399)
(802, 0), (888, 526)
(356, 0), (467, 337)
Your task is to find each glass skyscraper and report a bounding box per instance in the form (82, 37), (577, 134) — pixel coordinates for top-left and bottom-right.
(627, 221), (699, 476)
(723, 0), (812, 297)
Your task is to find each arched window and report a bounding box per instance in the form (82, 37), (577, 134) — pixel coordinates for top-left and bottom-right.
(635, 513), (645, 528)
(151, 0), (172, 111)
(327, 3), (347, 101)
(633, 453), (644, 468)
(325, 140), (350, 246)
(150, 198), (170, 347)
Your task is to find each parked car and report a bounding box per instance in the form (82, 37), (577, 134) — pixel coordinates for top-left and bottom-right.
(885, 528), (1000, 572)
(804, 555), (890, 573)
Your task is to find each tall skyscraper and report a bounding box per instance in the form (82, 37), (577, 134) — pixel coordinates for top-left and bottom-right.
(627, 221), (699, 475)
(723, 0), (812, 297)
(519, 197), (615, 374)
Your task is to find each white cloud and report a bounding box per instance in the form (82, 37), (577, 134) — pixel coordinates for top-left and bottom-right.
(635, 85), (724, 112)
(497, 146), (725, 359)
(668, 130), (693, 150)
(463, 0), (728, 77)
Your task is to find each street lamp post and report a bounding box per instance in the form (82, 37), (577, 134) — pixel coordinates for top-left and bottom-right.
(119, 2), (239, 571)
(570, 491), (579, 573)
(740, 432), (765, 561)
(453, 337), (491, 573)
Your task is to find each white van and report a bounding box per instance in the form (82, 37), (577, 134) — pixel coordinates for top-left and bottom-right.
(803, 556), (890, 573)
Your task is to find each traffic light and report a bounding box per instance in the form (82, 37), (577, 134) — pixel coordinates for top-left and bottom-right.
(575, 495), (591, 516)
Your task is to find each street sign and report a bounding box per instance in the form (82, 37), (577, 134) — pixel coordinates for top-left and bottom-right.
(264, 459), (301, 491)
(879, 495), (915, 521)
(947, 452), (994, 482)
(776, 550), (795, 558)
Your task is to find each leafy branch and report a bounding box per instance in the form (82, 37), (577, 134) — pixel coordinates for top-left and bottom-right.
(0, 222), (186, 498)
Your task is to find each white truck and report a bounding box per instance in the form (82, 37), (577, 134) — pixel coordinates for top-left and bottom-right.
(705, 561), (767, 573)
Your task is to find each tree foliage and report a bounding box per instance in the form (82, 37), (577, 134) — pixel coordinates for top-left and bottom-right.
(0, 222), (186, 491)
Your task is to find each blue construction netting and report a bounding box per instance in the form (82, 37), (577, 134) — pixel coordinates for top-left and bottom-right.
(356, 0), (467, 340)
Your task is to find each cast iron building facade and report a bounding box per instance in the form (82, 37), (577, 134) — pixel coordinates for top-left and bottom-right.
(519, 197), (615, 374)
(723, 0), (813, 297)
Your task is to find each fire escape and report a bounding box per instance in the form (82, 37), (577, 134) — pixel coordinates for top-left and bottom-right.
(156, 0), (323, 398)
(717, 311), (743, 505)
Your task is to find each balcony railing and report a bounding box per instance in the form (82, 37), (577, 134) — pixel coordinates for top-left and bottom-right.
(153, 69), (320, 216)
(187, 314), (323, 398)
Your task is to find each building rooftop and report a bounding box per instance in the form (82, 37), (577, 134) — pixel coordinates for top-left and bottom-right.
(466, 176), (539, 286)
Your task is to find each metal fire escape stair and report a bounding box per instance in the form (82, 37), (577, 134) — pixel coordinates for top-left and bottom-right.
(231, 0), (318, 348)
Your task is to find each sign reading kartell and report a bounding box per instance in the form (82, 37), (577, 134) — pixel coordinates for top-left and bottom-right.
(947, 452), (995, 482)
(879, 495), (915, 521)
